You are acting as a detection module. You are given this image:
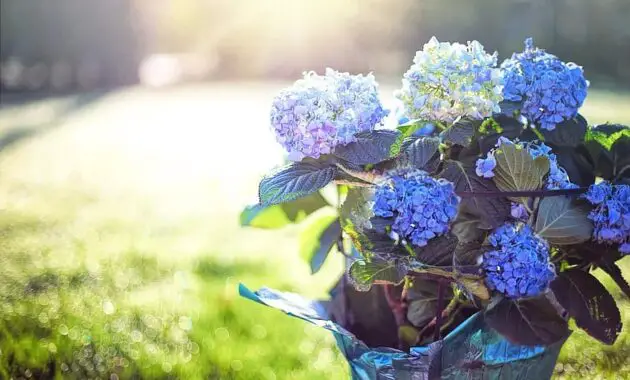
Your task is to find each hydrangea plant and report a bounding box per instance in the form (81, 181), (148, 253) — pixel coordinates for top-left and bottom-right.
(241, 37), (630, 379)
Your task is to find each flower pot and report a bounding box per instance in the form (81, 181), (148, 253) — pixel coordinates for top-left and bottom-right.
(240, 283), (568, 380)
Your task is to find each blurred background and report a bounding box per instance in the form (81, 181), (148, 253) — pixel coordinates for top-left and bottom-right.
(1, 0), (629, 379)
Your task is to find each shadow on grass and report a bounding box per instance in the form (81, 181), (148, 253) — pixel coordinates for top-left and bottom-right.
(0, 91), (110, 154)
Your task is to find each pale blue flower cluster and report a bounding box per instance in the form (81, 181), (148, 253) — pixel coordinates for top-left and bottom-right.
(396, 37), (504, 124)
(483, 223), (556, 298)
(372, 170), (460, 247)
(270, 68), (388, 161)
(475, 139), (576, 191)
(501, 38), (588, 131)
(584, 182), (630, 254)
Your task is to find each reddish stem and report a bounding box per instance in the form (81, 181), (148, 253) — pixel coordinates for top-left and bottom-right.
(433, 280), (446, 341)
(456, 187), (587, 198)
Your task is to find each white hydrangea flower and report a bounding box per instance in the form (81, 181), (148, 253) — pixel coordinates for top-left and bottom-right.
(396, 37), (504, 124)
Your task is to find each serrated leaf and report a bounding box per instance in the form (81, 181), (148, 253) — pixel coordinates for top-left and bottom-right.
(493, 143), (550, 204)
(347, 259), (406, 291)
(259, 162), (336, 206)
(240, 192), (329, 228)
(412, 234), (458, 266)
(439, 160), (511, 228)
(586, 124), (630, 150)
(400, 137), (440, 171)
(300, 215), (341, 274)
(535, 197), (593, 245)
(550, 269), (622, 344)
(391, 120), (426, 156)
(585, 124), (630, 180)
(563, 242), (630, 298)
(485, 296), (569, 346)
(440, 118), (475, 146)
(539, 114), (588, 147)
(334, 130), (399, 165)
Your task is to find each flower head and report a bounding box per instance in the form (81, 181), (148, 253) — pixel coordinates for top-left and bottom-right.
(584, 182), (630, 253)
(501, 38), (589, 131)
(483, 223), (556, 298)
(270, 68), (388, 160)
(372, 169), (460, 247)
(396, 37), (503, 124)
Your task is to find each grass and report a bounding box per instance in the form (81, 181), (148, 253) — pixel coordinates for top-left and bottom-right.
(0, 84), (629, 379)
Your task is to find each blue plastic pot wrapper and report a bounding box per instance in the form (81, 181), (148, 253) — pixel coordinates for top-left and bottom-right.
(239, 283), (568, 380)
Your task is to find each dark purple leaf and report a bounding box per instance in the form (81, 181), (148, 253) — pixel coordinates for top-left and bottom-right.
(439, 160), (511, 228)
(550, 269), (621, 344)
(334, 130), (399, 165)
(485, 296), (569, 346)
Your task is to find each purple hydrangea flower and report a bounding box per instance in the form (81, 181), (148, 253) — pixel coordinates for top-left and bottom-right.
(584, 182), (630, 253)
(483, 223), (556, 298)
(270, 68), (388, 160)
(510, 203), (529, 220)
(373, 169), (460, 247)
(501, 38), (589, 131)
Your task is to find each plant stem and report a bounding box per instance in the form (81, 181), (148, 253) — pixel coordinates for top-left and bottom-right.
(433, 280), (446, 341)
(456, 187), (588, 198)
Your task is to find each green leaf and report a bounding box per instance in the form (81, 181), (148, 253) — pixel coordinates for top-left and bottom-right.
(586, 124), (630, 150)
(440, 118), (476, 146)
(550, 269), (621, 345)
(259, 162), (336, 206)
(347, 259), (406, 291)
(240, 192), (330, 228)
(300, 215), (341, 274)
(439, 160), (511, 228)
(493, 143), (550, 204)
(535, 197), (593, 245)
(390, 120), (425, 156)
(339, 187), (375, 253)
(585, 124), (630, 180)
(334, 130), (399, 165)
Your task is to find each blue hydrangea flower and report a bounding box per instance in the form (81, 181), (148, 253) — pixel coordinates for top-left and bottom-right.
(475, 140), (576, 191)
(396, 37), (504, 124)
(373, 169), (460, 247)
(270, 68), (388, 161)
(510, 203), (529, 220)
(483, 223), (556, 298)
(584, 182), (630, 254)
(501, 38), (589, 131)
(475, 152), (497, 178)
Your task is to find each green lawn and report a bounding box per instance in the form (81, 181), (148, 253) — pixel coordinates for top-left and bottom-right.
(0, 84), (629, 379)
